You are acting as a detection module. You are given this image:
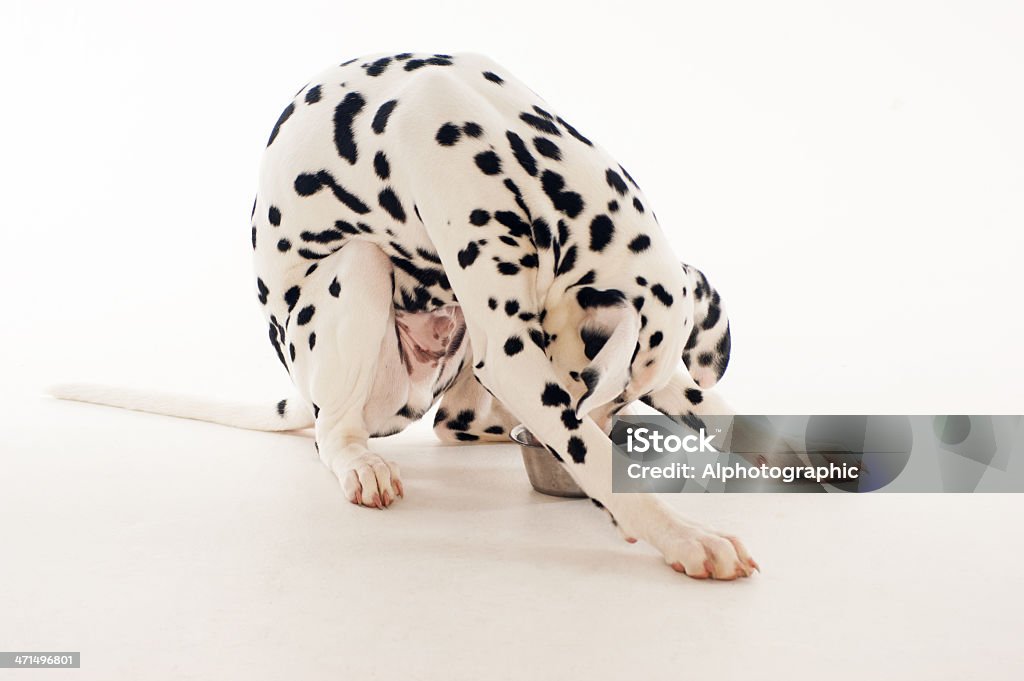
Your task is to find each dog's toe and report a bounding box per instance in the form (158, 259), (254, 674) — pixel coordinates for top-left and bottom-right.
(339, 454), (402, 508)
(660, 527), (757, 581)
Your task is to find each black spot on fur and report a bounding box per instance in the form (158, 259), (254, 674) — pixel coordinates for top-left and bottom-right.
(532, 218), (552, 249)
(373, 151), (390, 179)
(698, 352), (714, 366)
(257, 278), (269, 305)
(576, 286), (626, 308)
(268, 206), (281, 226)
(685, 388), (703, 404)
(561, 409), (582, 430)
(363, 56), (391, 76)
(555, 245), (578, 276)
(446, 409), (475, 431)
(308, 332), (317, 350)
(484, 425), (505, 435)
(297, 248), (331, 260)
(628, 234), (651, 253)
(497, 261), (520, 275)
(493, 210), (532, 238)
(277, 238), (291, 252)
(519, 253), (538, 268)
(455, 432), (479, 442)
(504, 335), (524, 356)
(483, 71), (504, 84)
(294, 171), (370, 214)
(567, 436), (587, 463)
(605, 169), (628, 196)
(457, 242), (480, 268)
(541, 170), (584, 218)
(416, 247), (441, 263)
(463, 122), (483, 137)
(529, 328), (546, 350)
(533, 136), (561, 160)
(717, 324), (732, 375)
(475, 151), (502, 175)
(277, 399), (287, 416)
(632, 197), (645, 213)
(533, 105), (553, 119)
(378, 188), (407, 222)
(304, 85), (322, 104)
(557, 116), (593, 145)
(685, 327), (699, 351)
(297, 305), (315, 325)
(267, 102), (294, 146)
(589, 214), (615, 252)
(703, 291), (722, 329)
(284, 285), (300, 310)
(488, 297), (498, 310)
(608, 200), (619, 212)
(650, 284), (674, 307)
(332, 92), (365, 164)
(372, 99), (398, 134)
(649, 331), (664, 348)
(300, 227), (344, 244)
(581, 327), (610, 360)
(289, 343), (296, 361)
(506, 131), (537, 176)
(541, 383), (571, 407)
(436, 123), (461, 146)
(519, 112), (560, 135)
(470, 209), (491, 226)
(504, 299), (520, 316)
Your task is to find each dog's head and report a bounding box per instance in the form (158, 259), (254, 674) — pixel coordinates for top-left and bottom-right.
(544, 262), (731, 423)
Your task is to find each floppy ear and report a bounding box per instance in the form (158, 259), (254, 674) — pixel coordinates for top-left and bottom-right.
(681, 263), (731, 389)
(575, 305), (641, 418)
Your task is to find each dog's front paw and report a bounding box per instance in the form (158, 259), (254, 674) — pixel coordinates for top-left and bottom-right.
(658, 526), (758, 580)
(336, 453), (403, 509)
(620, 501), (758, 580)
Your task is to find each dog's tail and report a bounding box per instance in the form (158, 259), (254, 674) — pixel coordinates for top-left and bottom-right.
(47, 383), (314, 432)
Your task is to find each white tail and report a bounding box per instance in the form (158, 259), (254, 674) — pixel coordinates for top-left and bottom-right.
(48, 383), (313, 432)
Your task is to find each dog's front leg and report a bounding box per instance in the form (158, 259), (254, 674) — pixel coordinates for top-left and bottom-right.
(286, 241), (403, 508)
(476, 334), (754, 578)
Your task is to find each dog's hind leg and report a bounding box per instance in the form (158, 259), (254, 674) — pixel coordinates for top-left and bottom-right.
(432, 359), (518, 443)
(285, 240), (404, 508)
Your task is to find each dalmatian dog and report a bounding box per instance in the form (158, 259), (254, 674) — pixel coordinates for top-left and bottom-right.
(53, 52), (755, 580)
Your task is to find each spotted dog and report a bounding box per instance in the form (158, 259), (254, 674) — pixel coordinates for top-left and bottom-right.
(54, 53), (755, 580)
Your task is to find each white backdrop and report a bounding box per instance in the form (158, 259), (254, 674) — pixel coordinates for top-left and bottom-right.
(2, 0), (1023, 414)
(3, 5), (1024, 680)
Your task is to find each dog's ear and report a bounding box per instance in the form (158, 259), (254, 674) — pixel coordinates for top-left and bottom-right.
(681, 263), (731, 389)
(575, 305), (641, 418)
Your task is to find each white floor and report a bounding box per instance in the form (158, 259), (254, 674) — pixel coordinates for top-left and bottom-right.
(2, 393), (1022, 681)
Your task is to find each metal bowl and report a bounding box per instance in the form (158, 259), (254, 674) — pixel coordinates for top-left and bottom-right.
(509, 424), (587, 498)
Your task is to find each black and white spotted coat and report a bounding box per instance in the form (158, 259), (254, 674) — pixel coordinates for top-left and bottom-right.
(245, 52), (752, 578)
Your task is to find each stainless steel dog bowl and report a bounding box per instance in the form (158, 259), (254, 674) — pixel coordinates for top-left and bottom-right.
(510, 424), (587, 498)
